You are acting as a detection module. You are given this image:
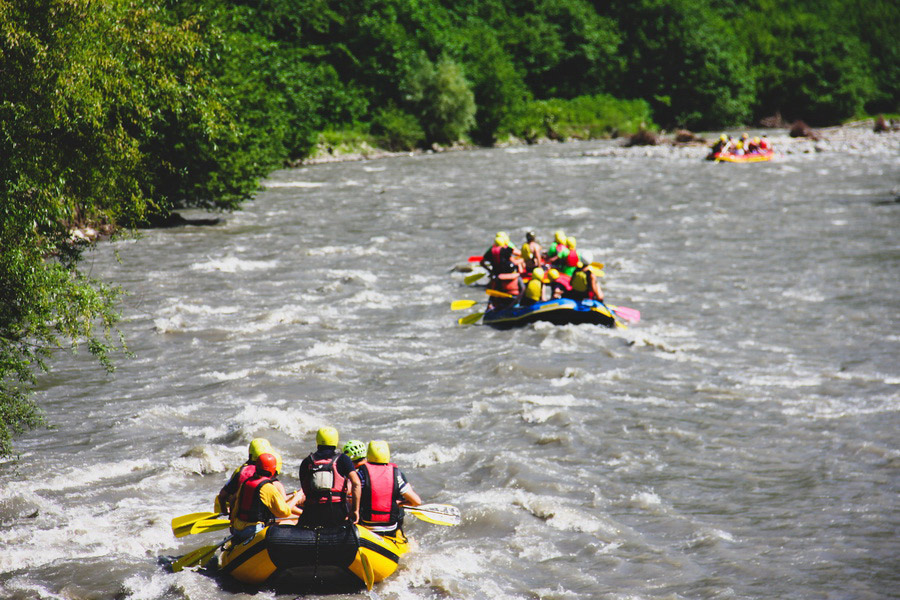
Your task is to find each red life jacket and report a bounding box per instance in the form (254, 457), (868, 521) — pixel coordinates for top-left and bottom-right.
(234, 474), (276, 523)
(302, 453), (348, 505)
(566, 250), (579, 269)
(224, 463), (256, 495)
(552, 274), (572, 292)
(359, 463), (401, 525)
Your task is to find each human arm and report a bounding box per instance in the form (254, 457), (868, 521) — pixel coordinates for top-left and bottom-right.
(260, 483), (294, 519)
(347, 471), (361, 523)
(591, 272), (603, 301)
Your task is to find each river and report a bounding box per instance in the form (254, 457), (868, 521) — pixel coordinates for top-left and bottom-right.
(1, 132), (898, 600)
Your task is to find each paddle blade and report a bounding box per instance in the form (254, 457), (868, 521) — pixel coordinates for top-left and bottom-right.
(189, 518), (231, 535)
(485, 288), (514, 298)
(609, 304), (641, 323)
(171, 544), (218, 572)
(590, 262), (604, 270)
(457, 312), (483, 325)
(360, 553), (375, 591)
(171, 512), (218, 532)
(467, 255), (482, 262)
(451, 299), (478, 311)
(404, 503), (461, 526)
(463, 272), (485, 285)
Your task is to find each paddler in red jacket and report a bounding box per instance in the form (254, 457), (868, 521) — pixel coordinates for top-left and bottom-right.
(230, 453), (302, 541)
(216, 437), (274, 514)
(357, 441), (421, 537)
(481, 232), (524, 309)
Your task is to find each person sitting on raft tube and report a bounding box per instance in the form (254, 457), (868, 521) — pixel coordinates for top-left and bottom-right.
(520, 231), (543, 272)
(520, 267), (550, 306)
(216, 437), (274, 514)
(548, 268), (572, 299)
(563, 252), (604, 303)
(546, 230), (567, 262)
(297, 426), (361, 528)
(558, 237), (581, 277)
(357, 441), (422, 537)
(481, 232), (523, 309)
(230, 453), (303, 542)
(707, 134), (732, 159)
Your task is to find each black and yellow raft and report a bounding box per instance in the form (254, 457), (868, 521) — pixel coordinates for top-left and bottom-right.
(217, 523), (409, 588)
(483, 298), (616, 329)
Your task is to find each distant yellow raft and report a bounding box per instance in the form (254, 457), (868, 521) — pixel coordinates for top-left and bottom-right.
(218, 523), (409, 587)
(713, 150), (774, 163)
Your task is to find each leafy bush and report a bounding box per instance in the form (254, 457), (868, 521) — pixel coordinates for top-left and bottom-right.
(507, 95), (654, 141)
(371, 106), (426, 151)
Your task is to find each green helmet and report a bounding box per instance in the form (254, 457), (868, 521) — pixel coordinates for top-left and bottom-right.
(342, 439), (366, 461)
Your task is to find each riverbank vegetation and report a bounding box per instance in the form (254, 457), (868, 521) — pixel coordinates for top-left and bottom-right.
(1, 0), (897, 456)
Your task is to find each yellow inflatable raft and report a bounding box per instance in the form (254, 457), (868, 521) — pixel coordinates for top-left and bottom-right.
(218, 523), (409, 587)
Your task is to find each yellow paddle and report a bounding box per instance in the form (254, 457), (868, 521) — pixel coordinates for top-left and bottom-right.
(457, 312), (484, 325)
(171, 539), (226, 572)
(188, 518), (231, 535)
(403, 503), (461, 526)
(451, 299), (479, 310)
(463, 272), (485, 285)
(172, 512), (221, 538)
(360, 553), (375, 591)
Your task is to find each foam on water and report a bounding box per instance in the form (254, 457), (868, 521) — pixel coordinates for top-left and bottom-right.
(189, 255), (279, 273)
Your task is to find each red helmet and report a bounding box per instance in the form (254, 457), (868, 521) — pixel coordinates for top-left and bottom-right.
(256, 453), (278, 476)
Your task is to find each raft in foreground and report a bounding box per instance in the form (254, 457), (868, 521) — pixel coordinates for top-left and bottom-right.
(217, 523), (408, 589)
(483, 298), (616, 329)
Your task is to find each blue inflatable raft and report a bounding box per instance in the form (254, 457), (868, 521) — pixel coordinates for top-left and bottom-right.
(482, 298), (617, 330)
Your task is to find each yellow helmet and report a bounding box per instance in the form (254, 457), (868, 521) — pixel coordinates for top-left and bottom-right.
(548, 268), (560, 280)
(753, 137), (760, 144)
(719, 134), (727, 141)
(248, 438), (273, 461)
(554, 230), (566, 244)
(367, 440), (391, 464)
(566, 237), (576, 249)
(316, 426), (339, 447)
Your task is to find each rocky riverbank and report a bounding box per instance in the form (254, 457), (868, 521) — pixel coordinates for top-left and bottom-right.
(583, 120), (900, 159)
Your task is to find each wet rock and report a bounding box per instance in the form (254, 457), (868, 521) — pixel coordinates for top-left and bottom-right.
(789, 120), (820, 140)
(624, 129), (659, 146)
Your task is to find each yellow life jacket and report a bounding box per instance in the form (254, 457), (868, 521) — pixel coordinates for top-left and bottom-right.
(524, 278), (543, 302)
(520, 242), (533, 261)
(571, 270), (589, 292)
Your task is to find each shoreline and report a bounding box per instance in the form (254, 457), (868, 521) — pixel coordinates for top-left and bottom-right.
(297, 119), (899, 165)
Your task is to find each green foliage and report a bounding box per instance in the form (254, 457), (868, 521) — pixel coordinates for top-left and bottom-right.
(402, 55), (476, 145)
(508, 95), (654, 141)
(371, 105), (426, 151)
(608, 0), (755, 129)
(736, 0), (880, 125)
(456, 24), (531, 144)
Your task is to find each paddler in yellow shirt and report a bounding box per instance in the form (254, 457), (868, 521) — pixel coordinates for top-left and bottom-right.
(230, 453), (303, 541)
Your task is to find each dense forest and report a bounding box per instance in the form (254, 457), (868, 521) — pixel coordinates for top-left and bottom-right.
(1, 0), (897, 455)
